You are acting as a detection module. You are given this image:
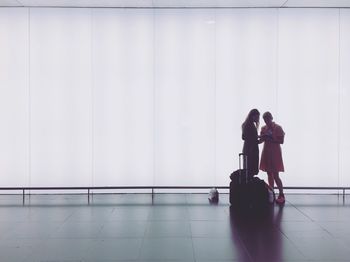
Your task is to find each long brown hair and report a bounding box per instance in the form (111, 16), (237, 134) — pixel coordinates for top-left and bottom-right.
(242, 109), (260, 130)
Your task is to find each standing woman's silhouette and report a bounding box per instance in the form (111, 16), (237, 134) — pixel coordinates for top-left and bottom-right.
(241, 109), (260, 177)
(260, 111), (285, 204)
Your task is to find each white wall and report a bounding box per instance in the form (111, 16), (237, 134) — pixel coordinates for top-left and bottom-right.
(30, 8), (93, 187)
(0, 8), (29, 187)
(278, 9), (340, 187)
(154, 9), (216, 186)
(340, 9), (350, 187)
(0, 7), (349, 189)
(93, 9), (154, 187)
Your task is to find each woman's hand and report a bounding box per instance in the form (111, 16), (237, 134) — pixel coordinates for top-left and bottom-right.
(258, 135), (266, 144)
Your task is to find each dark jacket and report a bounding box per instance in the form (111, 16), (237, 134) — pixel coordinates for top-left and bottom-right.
(242, 122), (259, 176)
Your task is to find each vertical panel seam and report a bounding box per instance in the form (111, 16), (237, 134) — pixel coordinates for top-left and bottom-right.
(276, 8), (279, 118)
(338, 8), (341, 188)
(91, 8), (95, 188)
(214, 9), (217, 186)
(153, 8), (156, 188)
(28, 7), (31, 188)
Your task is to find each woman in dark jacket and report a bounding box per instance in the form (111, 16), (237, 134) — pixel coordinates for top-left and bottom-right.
(242, 109), (260, 177)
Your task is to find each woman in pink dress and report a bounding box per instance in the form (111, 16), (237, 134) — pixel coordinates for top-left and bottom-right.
(259, 112), (285, 204)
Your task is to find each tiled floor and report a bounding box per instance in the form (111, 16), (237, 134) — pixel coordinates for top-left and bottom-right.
(0, 193), (350, 261)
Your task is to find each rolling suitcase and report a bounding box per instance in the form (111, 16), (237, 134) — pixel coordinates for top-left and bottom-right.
(229, 153), (274, 210)
(229, 153), (250, 208)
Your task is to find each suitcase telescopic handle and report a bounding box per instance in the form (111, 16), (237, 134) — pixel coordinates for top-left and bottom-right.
(239, 153), (247, 170)
(239, 153), (248, 183)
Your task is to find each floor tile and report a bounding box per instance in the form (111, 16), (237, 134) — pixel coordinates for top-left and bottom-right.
(317, 221), (350, 236)
(0, 207), (30, 222)
(3, 222), (61, 239)
(148, 206), (190, 221)
(190, 220), (232, 238)
(275, 206), (311, 222)
(140, 238), (194, 260)
(186, 193), (229, 205)
(26, 207), (74, 222)
(188, 206), (229, 221)
(67, 206), (115, 222)
(278, 221), (330, 238)
(192, 237), (249, 261)
(288, 234), (350, 260)
(109, 206), (151, 221)
(98, 221), (148, 238)
(298, 206), (350, 222)
(0, 193), (348, 262)
(29, 239), (92, 261)
(86, 239), (143, 260)
(151, 193), (187, 205)
(0, 239), (43, 262)
(51, 222), (104, 239)
(145, 221), (191, 237)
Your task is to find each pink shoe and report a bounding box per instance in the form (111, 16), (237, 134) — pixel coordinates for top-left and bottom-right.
(276, 194), (285, 204)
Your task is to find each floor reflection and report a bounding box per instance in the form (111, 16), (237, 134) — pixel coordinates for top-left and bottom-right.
(230, 204), (284, 262)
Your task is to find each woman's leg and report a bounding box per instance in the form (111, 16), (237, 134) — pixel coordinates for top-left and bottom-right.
(267, 172), (274, 188)
(273, 172), (284, 196)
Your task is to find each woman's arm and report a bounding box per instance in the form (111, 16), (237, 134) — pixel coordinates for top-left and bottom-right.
(272, 125), (285, 144)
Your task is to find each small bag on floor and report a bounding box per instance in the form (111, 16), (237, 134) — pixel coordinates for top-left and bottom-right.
(208, 187), (219, 203)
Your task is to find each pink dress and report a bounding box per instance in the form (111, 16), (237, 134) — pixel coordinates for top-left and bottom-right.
(259, 123), (285, 173)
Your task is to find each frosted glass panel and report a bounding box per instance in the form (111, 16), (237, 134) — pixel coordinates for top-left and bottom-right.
(30, 8), (92, 187)
(1, 7), (350, 190)
(93, 9), (154, 186)
(154, 10), (216, 186)
(278, 9), (339, 187)
(0, 8), (29, 186)
(339, 9), (350, 187)
(215, 9), (278, 185)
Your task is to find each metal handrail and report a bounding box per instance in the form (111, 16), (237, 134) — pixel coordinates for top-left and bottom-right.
(0, 186), (348, 205)
(1, 186), (349, 190)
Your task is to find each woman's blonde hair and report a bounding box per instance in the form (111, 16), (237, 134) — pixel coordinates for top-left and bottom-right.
(263, 111), (273, 120)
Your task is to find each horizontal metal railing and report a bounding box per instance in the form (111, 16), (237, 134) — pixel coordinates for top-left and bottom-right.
(0, 186), (349, 205)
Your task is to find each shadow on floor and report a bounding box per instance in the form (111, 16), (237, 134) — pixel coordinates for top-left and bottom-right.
(230, 204), (284, 262)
